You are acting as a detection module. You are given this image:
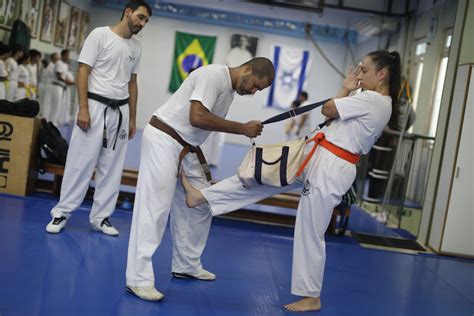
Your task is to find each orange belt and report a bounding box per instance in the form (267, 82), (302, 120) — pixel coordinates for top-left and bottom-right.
(296, 133), (360, 176)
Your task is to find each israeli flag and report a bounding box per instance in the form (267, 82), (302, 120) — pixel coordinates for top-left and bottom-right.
(267, 46), (310, 110)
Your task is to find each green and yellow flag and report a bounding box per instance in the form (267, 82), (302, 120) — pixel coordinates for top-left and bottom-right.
(168, 32), (217, 93)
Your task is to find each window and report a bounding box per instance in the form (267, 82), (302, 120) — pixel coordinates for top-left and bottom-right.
(412, 42), (427, 112)
(429, 29), (452, 137)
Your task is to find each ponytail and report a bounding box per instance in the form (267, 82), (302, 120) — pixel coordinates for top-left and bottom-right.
(367, 50), (402, 129)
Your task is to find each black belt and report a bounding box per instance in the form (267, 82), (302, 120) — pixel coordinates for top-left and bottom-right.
(53, 81), (67, 90)
(149, 116), (212, 182)
(87, 92), (129, 150)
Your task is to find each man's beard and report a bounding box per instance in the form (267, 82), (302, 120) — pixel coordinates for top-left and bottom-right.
(127, 18), (141, 35)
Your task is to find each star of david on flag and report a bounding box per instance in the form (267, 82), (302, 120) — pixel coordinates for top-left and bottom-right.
(168, 31), (217, 92)
(267, 45), (311, 110)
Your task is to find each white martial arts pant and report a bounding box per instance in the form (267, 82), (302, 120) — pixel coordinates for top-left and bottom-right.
(0, 82), (5, 100)
(50, 99), (129, 227)
(202, 144), (356, 298)
(14, 87), (27, 101)
(126, 124), (212, 287)
(6, 81), (17, 101)
(39, 82), (53, 120)
(49, 84), (67, 126)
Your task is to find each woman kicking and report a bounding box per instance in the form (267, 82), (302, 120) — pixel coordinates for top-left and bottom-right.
(181, 50), (401, 312)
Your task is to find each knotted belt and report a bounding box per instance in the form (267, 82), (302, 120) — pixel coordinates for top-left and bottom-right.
(87, 92), (129, 150)
(52, 81), (67, 91)
(149, 116), (212, 182)
(296, 132), (360, 176)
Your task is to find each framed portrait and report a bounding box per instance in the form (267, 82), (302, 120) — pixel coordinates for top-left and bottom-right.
(54, 1), (71, 47)
(224, 33), (259, 67)
(21, 0), (42, 38)
(0, 0), (17, 30)
(77, 11), (89, 53)
(40, 0), (58, 43)
(67, 6), (80, 50)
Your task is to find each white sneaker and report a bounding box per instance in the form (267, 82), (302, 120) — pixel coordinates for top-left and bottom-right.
(46, 216), (68, 233)
(93, 218), (119, 236)
(172, 268), (216, 281)
(126, 285), (164, 301)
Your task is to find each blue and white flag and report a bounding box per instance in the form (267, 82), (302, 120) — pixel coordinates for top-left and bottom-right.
(267, 46), (310, 110)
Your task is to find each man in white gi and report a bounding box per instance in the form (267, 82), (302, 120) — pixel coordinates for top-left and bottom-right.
(39, 52), (59, 119)
(125, 57), (275, 301)
(49, 49), (74, 126)
(46, 0), (152, 235)
(5, 44), (24, 101)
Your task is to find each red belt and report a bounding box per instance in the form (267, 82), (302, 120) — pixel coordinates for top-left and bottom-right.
(296, 133), (360, 177)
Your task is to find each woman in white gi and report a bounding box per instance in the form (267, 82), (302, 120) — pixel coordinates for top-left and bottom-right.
(38, 53), (59, 119)
(26, 49), (42, 100)
(125, 58), (275, 302)
(181, 50), (401, 312)
(5, 45), (24, 101)
(45, 0), (152, 235)
(0, 42), (10, 100)
(15, 53), (30, 100)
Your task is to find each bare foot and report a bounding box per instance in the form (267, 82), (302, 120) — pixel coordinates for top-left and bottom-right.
(179, 169), (206, 208)
(284, 297), (321, 312)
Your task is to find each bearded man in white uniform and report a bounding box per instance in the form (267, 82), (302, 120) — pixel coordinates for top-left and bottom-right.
(125, 57), (275, 301)
(46, 0), (152, 236)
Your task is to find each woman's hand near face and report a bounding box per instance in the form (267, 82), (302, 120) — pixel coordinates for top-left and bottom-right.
(343, 65), (362, 92)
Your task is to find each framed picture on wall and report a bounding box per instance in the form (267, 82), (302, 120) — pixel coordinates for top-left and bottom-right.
(77, 11), (89, 53)
(0, 0), (17, 30)
(224, 33), (259, 67)
(21, 0), (42, 38)
(67, 6), (80, 50)
(40, 0), (58, 43)
(54, 1), (70, 47)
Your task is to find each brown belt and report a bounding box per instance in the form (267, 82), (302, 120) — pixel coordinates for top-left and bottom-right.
(149, 116), (211, 181)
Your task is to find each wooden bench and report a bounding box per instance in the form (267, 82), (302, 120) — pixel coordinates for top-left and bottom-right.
(39, 162), (349, 233)
(40, 162), (139, 196)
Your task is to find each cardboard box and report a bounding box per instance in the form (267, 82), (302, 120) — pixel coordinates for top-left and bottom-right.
(0, 114), (40, 196)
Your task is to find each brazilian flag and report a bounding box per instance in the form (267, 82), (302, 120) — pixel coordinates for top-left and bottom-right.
(168, 32), (217, 92)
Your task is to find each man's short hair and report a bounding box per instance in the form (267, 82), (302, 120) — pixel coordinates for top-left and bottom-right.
(29, 49), (41, 59)
(241, 57), (275, 83)
(121, 0), (152, 20)
(300, 91), (308, 99)
(61, 49), (69, 57)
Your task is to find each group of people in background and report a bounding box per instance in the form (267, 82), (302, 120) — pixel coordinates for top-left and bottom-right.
(0, 41), (76, 126)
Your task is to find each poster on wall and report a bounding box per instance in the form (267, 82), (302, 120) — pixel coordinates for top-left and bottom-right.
(168, 31), (217, 93)
(0, 0), (17, 30)
(77, 11), (89, 53)
(54, 1), (70, 47)
(224, 33), (259, 67)
(40, 0), (58, 43)
(266, 45), (311, 110)
(21, 0), (42, 38)
(67, 6), (80, 50)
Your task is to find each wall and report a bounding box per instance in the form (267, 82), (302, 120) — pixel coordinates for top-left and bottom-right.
(417, 0), (468, 246)
(458, 0), (473, 64)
